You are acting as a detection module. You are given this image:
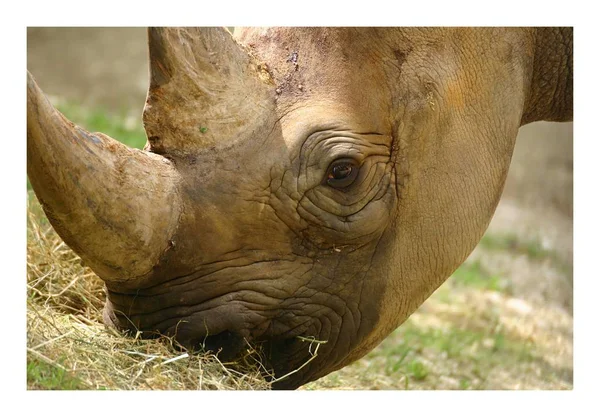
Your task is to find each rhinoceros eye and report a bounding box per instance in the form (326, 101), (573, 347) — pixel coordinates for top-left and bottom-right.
(325, 158), (360, 189)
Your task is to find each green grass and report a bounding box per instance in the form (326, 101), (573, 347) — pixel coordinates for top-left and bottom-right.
(406, 360), (428, 381)
(387, 324), (511, 361)
(27, 358), (86, 390)
(358, 319), (535, 389)
(449, 232), (571, 294)
(451, 261), (501, 291)
(480, 233), (554, 261)
(56, 102), (147, 149)
(479, 232), (572, 282)
(450, 260), (510, 293)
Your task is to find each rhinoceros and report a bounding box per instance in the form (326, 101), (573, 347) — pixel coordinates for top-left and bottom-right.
(27, 27), (572, 389)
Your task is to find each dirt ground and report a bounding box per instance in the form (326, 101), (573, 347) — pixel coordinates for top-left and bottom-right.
(26, 28), (573, 390)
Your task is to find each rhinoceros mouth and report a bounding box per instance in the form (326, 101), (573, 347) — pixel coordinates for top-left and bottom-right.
(171, 328), (326, 389)
(174, 316), (330, 389)
(257, 334), (333, 389)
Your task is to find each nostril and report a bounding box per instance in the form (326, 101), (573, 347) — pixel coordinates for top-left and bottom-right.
(199, 330), (246, 362)
(203, 330), (234, 351)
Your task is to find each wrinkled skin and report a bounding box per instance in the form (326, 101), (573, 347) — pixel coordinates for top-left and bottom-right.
(27, 27), (572, 389)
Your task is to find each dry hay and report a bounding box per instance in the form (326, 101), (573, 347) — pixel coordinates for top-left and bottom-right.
(26, 195), (272, 390)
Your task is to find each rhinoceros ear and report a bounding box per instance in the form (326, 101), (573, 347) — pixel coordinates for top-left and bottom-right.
(143, 27), (274, 156)
(520, 27), (573, 125)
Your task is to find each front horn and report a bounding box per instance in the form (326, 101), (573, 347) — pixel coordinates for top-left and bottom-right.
(27, 71), (182, 285)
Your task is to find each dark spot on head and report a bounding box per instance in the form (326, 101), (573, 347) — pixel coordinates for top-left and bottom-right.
(393, 49), (408, 68)
(286, 51), (299, 71)
(147, 135), (166, 155)
(286, 51), (298, 64)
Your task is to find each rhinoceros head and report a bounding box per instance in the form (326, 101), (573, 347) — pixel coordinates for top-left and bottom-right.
(27, 27), (572, 389)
